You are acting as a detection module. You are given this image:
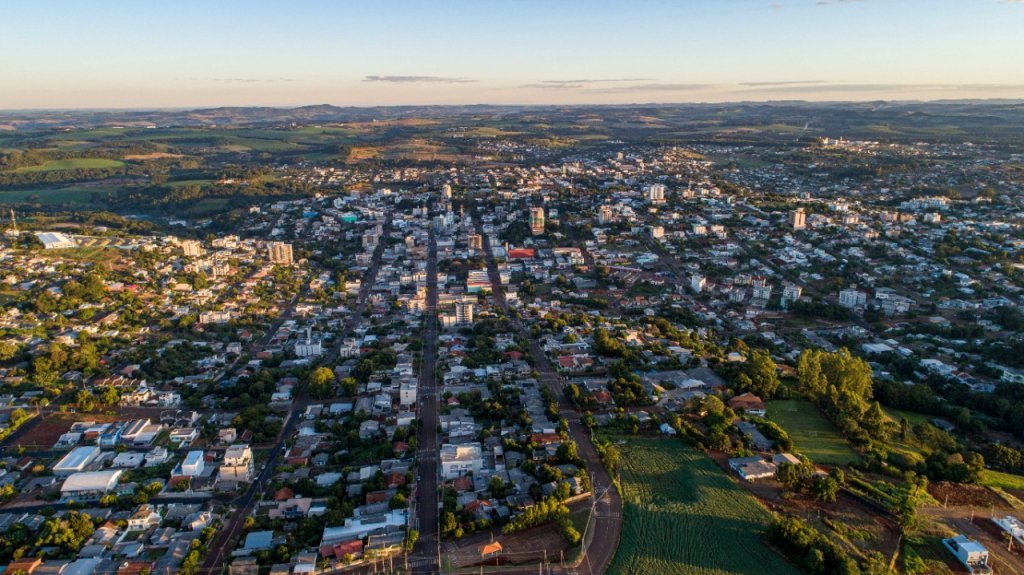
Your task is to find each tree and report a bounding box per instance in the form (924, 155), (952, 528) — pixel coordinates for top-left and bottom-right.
(340, 377), (358, 397)
(810, 476), (839, 503)
(389, 493), (408, 509)
(0, 340), (19, 361)
(741, 350), (780, 398)
(441, 512), (458, 537)
(75, 390), (96, 413)
(308, 367), (335, 399)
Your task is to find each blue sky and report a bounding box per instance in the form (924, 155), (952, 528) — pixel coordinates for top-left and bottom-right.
(2, 0), (1023, 108)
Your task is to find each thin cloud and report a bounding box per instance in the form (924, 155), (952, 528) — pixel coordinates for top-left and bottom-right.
(748, 82), (1024, 93)
(740, 80), (825, 87)
(178, 77), (295, 83)
(592, 83), (720, 93)
(363, 75), (474, 84)
(816, 0), (865, 5)
(521, 78), (657, 90)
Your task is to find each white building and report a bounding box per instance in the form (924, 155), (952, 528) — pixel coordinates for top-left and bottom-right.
(53, 446), (102, 477)
(838, 287), (867, 309)
(174, 450), (205, 477)
(455, 301), (474, 325)
(440, 443), (483, 479)
(61, 469), (123, 500)
(646, 184), (666, 204)
(781, 283), (803, 307)
(220, 444), (254, 482)
(36, 231), (76, 250)
(690, 274), (706, 294)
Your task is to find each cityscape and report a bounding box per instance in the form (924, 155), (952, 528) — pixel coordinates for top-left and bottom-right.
(2, 2), (1024, 575)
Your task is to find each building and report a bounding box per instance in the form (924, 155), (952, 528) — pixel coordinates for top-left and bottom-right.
(53, 445), (102, 476)
(728, 456), (777, 481)
(294, 327), (323, 358)
(440, 443), (482, 479)
(838, 287), (867, 309)
(728, 392), (766, 416)
(597, 205), (613, 225)
(174, 450), (205, 478)
(220, 444), (255, 482)
(468, 233), (483, 250)
(61, 469), (123, 500)
(789, 208), (807, 230)
(781, 283), (803, 307)
(35, 231), (77, 250)
(267, 241), (294, 265)
(646, 183), (666, 204)
(942, 535), (991, 574)
(649, 225), (664, 239)
(994, 516), (1024, 548)
(529, 207), (545, 236)
(455, 301), (474, 325)
(690, 274), (706, 294)
(181, 240), (203, 257)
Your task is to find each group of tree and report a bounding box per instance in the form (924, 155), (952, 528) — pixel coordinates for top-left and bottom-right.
(796, 349), (890, 450)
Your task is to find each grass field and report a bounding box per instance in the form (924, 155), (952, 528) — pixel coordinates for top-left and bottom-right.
(765, 400), (860, 465)
(0, 186), (114, 205)
(883, 407), (932, 427)
(606, 436), (799, 575)
(14, 158), (124, 172)
(980, 470), (1024, 491)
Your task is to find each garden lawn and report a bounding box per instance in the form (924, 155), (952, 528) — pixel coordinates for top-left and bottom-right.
(765, 400), (860, 465)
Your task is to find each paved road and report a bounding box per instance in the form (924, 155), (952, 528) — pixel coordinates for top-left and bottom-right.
(411, 220), (441, 572)
(475, 218), (622, 575)
(200, 212), (393, 575)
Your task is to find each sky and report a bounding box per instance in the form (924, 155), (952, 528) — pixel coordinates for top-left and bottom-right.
(2, 0), (1023, 109)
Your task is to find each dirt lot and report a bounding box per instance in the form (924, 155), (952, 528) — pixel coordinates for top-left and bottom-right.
(929, 481), (1006, 508)
(6, 412), (120, 452)
(442, 520), (571, 568)
(921, 502), (1024, 574)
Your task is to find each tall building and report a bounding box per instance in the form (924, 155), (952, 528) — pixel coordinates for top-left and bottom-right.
(468, 233), (483, 250)
(597, 205), (613, 225)
(181, 240), (203, 257)
(442, 183), (453, 199)
(455, 301), (474, 325)
(691, 274), (706, 294)
(838, 287), (867, 309)
(529, 207), (545, 236)
(790, 208), (807, 230)
(267, 241), (294, 265)
(646, 183), (667, 204)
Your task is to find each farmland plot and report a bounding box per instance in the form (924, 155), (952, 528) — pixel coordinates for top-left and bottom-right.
(606, 436), (798, 575)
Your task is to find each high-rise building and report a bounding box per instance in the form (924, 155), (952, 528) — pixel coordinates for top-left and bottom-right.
(442, 183), (452, 199)
(790, 208), (807, 230)
(646, 183), (667, 204)
(468, 234), (483, 250)
(181, 240), (203, 257)
(691, 274), (706, 294)
(455, 301), (474, 325)
(597, 205), (613, 225)
(529, 207), (545, 236)
(838, 286), (867, 309)
(267, 241), (294, 265)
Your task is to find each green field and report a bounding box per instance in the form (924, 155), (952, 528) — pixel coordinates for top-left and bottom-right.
(0, 185), (115, 205)
(607, 436), (799, 575)
(14, 158), (124, 172)
(980, 470), (1024, 491)
(765, 400), (860, 465)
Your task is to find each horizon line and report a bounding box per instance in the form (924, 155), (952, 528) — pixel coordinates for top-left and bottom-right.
(3, 97), (1024, 114)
